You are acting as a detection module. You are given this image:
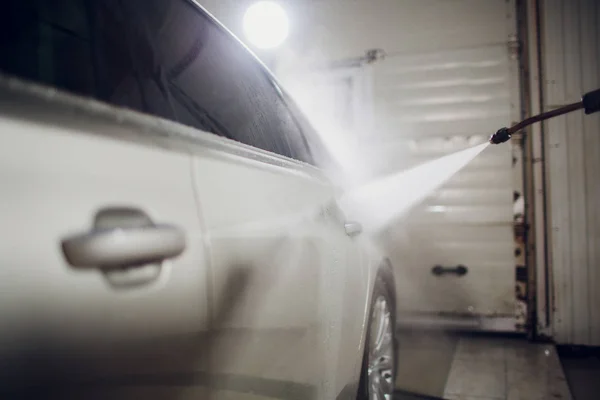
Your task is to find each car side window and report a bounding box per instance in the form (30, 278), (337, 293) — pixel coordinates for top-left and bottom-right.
(0, 0), (314, 164)
(0, 1), (178, 122)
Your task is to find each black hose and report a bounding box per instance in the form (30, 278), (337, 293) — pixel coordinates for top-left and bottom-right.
(490, 88), (600, 144)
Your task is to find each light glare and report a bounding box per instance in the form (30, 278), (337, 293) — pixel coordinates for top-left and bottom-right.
(243, 1), (289, 49)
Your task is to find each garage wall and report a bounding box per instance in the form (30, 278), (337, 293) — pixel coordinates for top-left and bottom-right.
(198, 0), (514, 66)
(541, 0), (600, 346)
(367, 5), (519, 322)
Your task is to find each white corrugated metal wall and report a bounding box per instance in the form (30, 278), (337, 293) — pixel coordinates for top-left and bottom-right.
(541, 0), (600, 346)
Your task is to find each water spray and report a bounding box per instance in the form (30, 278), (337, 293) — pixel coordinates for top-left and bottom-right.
(489, 88), (600, 144)
(340, 142), (490, 233)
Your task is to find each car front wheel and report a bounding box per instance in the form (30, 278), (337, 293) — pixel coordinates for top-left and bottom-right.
(357, 273), (397, 400)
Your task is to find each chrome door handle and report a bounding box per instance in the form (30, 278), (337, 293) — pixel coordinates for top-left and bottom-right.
(62, 225), (185, 269)
(344, 222), (363, 237)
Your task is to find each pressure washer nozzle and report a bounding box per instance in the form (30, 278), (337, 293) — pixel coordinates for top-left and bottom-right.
(489, 127), (511, 144)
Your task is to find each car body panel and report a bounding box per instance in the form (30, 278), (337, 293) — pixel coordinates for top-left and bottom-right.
(191, 139), (372, 398)
(0, 77), (210, 389)
(0, 75), (383, 398)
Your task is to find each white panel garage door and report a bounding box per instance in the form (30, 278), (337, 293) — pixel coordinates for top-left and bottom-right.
(368, 3), (521, 329)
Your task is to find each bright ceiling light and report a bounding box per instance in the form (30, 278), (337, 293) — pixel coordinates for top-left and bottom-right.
(243, 1), (289, 49)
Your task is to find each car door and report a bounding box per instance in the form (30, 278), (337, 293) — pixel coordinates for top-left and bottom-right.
(0, 2), (210, 397)
(143, 1), (371, 398)
(0, 1), (372, 397)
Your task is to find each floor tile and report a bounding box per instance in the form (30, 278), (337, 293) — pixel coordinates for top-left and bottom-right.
(396, 349), (455, 396)
(444, 359), (505, 399)
(506, 366), (548, 400)
(505, 340), (561, 372)
(546, 376), (573, 400)
(396, 331), (458, 397)
(504, 340), (571, 400)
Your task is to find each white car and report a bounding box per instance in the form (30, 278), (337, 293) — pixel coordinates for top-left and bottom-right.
(0, 1), (397, 399)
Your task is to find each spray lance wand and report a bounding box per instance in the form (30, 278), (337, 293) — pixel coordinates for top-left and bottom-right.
(489, 88), (600, 144)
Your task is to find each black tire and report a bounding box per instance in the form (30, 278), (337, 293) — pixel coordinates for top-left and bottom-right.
(356, 271), (398, 399)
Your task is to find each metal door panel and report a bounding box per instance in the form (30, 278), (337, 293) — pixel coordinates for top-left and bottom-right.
(0, 87), (209, 390)
(370, 1), (518, 323)
(191, 148), (368, 399)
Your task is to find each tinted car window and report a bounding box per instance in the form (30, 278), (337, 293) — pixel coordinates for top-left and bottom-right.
(0, 0), (313, 163)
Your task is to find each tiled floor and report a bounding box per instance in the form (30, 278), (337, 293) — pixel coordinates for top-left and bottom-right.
(395, 334), (573, 400)
(444, 337), (571, 400)
(395, 330), (458, 397)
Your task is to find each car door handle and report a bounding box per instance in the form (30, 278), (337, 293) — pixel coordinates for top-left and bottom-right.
(344, 222), (363, 237)
(62, 225), (186, 269)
